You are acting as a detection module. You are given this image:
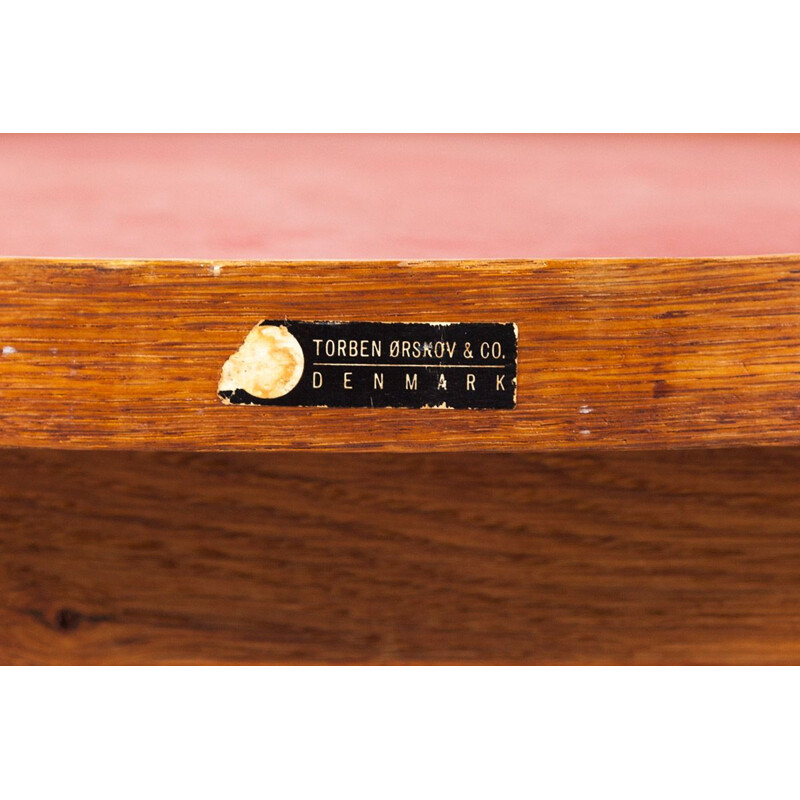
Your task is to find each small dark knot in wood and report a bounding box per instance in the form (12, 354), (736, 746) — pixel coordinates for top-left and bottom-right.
(652, 379), (671, 399)
(54, 608), (82, 632)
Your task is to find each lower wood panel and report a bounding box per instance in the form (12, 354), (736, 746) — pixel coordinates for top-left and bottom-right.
(1, 448), (799, 664)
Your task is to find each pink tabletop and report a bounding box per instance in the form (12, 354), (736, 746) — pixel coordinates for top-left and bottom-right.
(1, 134), (799, 260)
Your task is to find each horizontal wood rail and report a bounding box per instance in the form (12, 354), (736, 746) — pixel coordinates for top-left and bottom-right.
(1, 256), (798, 451)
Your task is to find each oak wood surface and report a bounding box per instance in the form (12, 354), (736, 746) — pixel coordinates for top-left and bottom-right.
(0, 256), (798, 450)
(3, 136), (798, 667)
(2, 447), (800, 665)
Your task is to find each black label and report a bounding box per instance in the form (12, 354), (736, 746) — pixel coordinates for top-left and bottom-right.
(218, 320), (517, 409)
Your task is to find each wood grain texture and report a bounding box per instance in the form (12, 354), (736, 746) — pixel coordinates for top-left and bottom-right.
(2, 447), (800, 665)
(0, 256), (799, 450)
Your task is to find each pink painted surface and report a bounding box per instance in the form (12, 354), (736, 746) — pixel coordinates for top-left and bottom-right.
(1, 134), (799, 259)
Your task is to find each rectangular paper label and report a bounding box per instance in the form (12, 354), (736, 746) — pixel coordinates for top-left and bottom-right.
(218, 320), (517, 409)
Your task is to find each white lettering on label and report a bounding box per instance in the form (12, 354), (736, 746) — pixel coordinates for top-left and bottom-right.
(405, 373), (418, 390)
(313, 371), (323, 388)
(437, 374), (447, 390)
(387, 340), (461, 360)
(315, 339), (382, 357)
(343, 372), (353, 389)
(496, 375), (505, 390)
(479, 341), (503, 359)
(374, 373), (384, 389)
(467, 374), (476, 391)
